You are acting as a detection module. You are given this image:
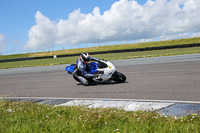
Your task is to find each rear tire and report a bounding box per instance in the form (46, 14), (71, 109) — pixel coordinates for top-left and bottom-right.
(112, 72), (126, 83)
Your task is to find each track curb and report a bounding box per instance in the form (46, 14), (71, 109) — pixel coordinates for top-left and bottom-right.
(1, 97), (200, 117)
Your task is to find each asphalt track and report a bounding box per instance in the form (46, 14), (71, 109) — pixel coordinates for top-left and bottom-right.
(0, 54), (200, 102)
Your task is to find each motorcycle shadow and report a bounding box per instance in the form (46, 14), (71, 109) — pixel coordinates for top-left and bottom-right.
(77, 81), (128, 86)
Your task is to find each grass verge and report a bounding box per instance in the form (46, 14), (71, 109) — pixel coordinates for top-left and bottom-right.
(0, 100), (200, 133)
(0, 46), (200, 69)
(28, 37), (200, 57)
(1, 37), (200, 59)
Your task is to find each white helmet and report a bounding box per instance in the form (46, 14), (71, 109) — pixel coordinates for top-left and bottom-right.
(80, 53), (90, 62)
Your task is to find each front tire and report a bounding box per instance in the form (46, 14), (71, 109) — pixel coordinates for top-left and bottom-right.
(112, 72), (126, 83)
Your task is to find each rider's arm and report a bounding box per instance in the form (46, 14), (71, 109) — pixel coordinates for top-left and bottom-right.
(77, 59), (95, 78)
(81, 66), (95, 78)
(90, 57), (99, 62)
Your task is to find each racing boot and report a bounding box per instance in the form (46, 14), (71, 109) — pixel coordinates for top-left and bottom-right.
(76, 76), (89, 86)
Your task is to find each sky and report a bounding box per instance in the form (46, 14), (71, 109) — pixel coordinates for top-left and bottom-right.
(1, 0), (200, 55)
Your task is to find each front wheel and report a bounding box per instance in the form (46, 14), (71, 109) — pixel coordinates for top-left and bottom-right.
(112, 72), (126, 83)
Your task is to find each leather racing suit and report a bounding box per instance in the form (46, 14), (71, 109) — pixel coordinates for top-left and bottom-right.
(73, 57), (99, 85)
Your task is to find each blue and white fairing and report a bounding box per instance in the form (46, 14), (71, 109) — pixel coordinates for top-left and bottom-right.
(65, 59), (116, 82)
(93, 60), (116, 82)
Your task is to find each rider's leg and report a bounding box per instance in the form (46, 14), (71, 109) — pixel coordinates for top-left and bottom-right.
(74, 75), (89, 86)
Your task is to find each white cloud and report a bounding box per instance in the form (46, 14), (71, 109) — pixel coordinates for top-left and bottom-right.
(24, 0), (200, 50)
(0, 34), (7, 53)
(24, 11), (57, 50)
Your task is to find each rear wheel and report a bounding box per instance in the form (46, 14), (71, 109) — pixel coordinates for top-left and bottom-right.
(112, 72), (126, 83)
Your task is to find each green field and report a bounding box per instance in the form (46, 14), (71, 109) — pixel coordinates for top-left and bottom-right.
(0, 46), (200, 69)
(1, 37), (200, 60)
(0, 100), (199, 133)
(0, 37), (200, 69)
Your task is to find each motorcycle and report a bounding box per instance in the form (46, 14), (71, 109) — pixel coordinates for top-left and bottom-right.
(65, 59), (126, 85)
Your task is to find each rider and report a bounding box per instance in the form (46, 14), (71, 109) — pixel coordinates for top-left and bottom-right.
(73, 53), (99, 86)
